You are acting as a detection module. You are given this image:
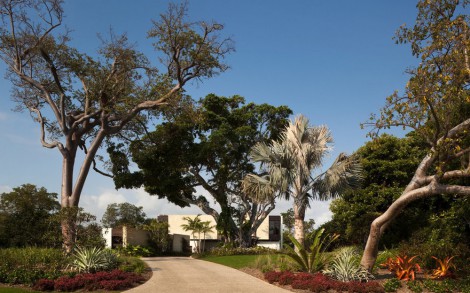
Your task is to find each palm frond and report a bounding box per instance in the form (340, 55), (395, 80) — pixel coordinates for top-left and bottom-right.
(312, 153), (362, 200)
(241, 173), (276, 203)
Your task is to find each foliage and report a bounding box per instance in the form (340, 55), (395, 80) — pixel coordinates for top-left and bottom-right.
(116, 245), (153, 257)
(264, 271), (385, 293)
(360, 0), (470, 270)
(101, 203), (146, 229)
(383, 278), (401, 292)
(407, 280), (424, 293)
(69, 246), (118, 273)
(206, 245), (278, 256)
(430, 256), (456, 279)
(0, 0), (233, 251)
(380, 255), (421, 281)
(110, 94), (292, 247)
(322, 247), (374, 282)
(283, 229), (338, 273)
(142, 219), (171, 254)
(117, 256), (147, 274)
(422, 278), (470, 293)
(243, 114), (361, 247)
(0, 248), (67, 285)
(33, 270), (144, 292)
(0, 184), (60, 247)
(323, 134), (427, 248)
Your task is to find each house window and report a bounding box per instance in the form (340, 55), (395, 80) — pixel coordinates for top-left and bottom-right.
(269, 216), (281, 241)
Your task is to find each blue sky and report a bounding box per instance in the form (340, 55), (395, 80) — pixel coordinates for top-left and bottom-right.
(0, 1), (418, 225)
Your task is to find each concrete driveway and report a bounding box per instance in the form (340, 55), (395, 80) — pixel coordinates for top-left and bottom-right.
(124, 256), (291, 293)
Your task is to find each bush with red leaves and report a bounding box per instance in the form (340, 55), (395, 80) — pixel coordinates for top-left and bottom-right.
(33, 270), (145, 291)
(32, 279), (55, 291)
(278, 271), (296, 285)
(263, 270), (385, 293)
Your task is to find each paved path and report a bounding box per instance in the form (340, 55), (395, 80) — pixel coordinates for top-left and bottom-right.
(124, 256), (291, 293)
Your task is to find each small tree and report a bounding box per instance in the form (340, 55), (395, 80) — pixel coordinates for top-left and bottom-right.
(143, 219), (171, 254)
(181, 215), (204, 253)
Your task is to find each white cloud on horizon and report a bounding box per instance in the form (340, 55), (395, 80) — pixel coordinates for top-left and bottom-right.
(0, 185), (12, 194)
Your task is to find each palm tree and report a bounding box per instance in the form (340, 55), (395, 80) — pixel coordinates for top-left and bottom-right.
(181, 215), (204, 253)
(242, 114), (361, 247)
(200, 220), (215, 253)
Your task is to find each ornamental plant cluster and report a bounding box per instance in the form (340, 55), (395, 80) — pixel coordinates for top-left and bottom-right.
(32, 270), (144, 291)
(380, 255), (456, 281)
(264, 271), (384, 293)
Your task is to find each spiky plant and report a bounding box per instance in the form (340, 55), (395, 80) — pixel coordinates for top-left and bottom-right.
(69, 246), (118, 273)
(323, 247), (374, 282)
(283, 228), (338, 273)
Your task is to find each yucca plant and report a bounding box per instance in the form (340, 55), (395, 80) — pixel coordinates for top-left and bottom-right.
(69, 246), (118, 273)
(430, 256), (456, 279)
(380, 255), (421, 281)
(283, 228), (338, 273)
(323, 247), (374, 282)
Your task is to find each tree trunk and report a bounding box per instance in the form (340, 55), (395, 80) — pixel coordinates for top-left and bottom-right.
(360, 184), (434, 271)
(293, 200), (306, 249)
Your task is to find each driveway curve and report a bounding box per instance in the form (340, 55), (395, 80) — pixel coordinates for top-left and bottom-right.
(124, 256), (291, 293)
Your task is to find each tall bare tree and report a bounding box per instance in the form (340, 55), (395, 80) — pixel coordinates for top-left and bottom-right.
(242, 115), (362, 247)
(360, 0), (470, 271)
(0, 0), (233, 252)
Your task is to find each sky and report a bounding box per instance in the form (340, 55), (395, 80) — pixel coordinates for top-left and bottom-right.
(0, 0), (420, 226)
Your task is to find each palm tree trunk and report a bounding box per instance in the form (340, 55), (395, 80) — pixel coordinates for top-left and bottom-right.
(293, 200), (306, 249)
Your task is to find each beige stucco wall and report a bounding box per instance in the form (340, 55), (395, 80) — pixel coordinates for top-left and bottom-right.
(168, 215), (218, 240)
(256, 216), (270, 240)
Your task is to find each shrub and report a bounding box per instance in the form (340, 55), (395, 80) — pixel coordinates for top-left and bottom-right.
(118, 256), (147, 274)
(0, 248), (66, 284)
(278, 271), (295, 285)
(34, 270), (145, 291)
(208, 246), (277, 256)
(252, 255), (276, 273)
(264, 271), (283, 284)
(32, 279), (55, 291)
(116, 244), (153, 257)
(406, 280), (423, 293)
(323, 247), (375, 282)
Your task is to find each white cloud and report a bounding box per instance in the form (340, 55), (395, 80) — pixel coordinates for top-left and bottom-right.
(0, 185), (12, 194)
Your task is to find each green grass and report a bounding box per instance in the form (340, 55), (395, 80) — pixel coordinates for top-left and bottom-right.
(200, 255), (261, 269)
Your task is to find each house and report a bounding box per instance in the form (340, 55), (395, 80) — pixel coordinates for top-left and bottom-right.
(102, 214), (283, 252)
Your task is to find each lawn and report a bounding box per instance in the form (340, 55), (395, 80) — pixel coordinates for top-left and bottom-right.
(0, 287), (39, 293)
(200, 254), (262, 269)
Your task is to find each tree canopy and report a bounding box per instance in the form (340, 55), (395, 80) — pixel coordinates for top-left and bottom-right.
(109, 94), (292, 246)
(101, 202), (146, 228)
(0, 0), (233, 251)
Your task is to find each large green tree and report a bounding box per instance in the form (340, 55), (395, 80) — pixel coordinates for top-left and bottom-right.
(110, 94), (292, 246)
(0, 0), (233, 251)
(242, 115), (362, 247)
(0, 184), (60, 247)
(322, 134), (427, 247)
(101, 202), (146, 228)
(361, 0), (470, 270)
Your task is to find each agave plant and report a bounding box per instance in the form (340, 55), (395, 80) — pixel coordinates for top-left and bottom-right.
(323, 247), (374, 282)
(69, 246), (118, 273)
(430, 256), (456, 279)
(283, 228), (338, 273)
